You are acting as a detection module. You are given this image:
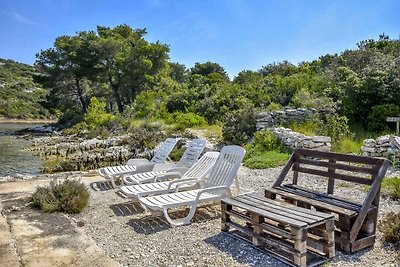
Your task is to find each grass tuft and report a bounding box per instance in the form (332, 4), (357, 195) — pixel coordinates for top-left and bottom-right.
(244, 150), (290, 169)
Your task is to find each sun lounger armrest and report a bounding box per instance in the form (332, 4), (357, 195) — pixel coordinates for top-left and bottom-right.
(152, 163), (177, 171)
(134, 163), (156, 173)
(168, 178), (199, 190)
(195, 186), (231, 202)
(126, 158), (150, 166)
(166, 167), (189, 175)
(154, 171), (183, 182)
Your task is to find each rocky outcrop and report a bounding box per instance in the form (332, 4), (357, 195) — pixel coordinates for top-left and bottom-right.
(30, 134), (152, 172)
(256, 107), (317, 130)
(361, 135), (400, 158)
(272, 127), (331, 151)
(30, 133), (196, 173)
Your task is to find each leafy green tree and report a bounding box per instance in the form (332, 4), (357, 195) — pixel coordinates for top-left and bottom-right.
(95, 24), (169, 113)
(259, 60), (298, 77)
(35, 31), (99, 114)
(169, 62), (188, 83)
(190, 61), (229, 81)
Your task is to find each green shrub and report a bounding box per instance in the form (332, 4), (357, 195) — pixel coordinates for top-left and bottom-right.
(32, 179), (89, 213)
(367, 104), (400, 133)
(167, 112), (207, 130)
(378, 212), (400, 249)
(84, 97), (116, 130)
(317, 113), (351, 143)
(332, 137), (362, 154)
(243, 130), (290, 169)
(222, 108), (256, 145)
(266, 102), (282, 111)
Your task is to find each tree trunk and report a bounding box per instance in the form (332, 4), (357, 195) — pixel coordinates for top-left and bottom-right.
(75, 78), (87, 113)
(130, 87), (137, 103)
(109, 78), (124, 113)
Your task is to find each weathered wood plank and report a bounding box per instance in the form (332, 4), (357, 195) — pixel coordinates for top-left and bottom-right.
(296, 158), (377, 175)
(222, 196), (308, 227)
(245, 193), (332, 220)
(266, 187), (357, 216)
(283, 185), (365, 211)
(272, 152), (296, 187)
(293, 165), (373, 185)
(234, 196), (317, 225)
(327, 159), (336, 194)
(349, 159), (390, 242)
(295, 148), (386, 166)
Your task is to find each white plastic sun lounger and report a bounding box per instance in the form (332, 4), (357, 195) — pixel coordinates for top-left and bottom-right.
(98, 138), (178, 188)
(122, 139), (206, 185)
(120, 151), (219, 200)
(139, 145), (246, 226)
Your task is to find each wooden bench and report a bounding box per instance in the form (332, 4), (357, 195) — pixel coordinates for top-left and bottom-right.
(221, 193), (335, 267)
(264, 148), (390, 253)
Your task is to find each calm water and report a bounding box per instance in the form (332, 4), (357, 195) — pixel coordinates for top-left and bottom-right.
(0, 123), (43, 177)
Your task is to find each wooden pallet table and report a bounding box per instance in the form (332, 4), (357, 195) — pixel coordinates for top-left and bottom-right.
(221, 192), (335, 267)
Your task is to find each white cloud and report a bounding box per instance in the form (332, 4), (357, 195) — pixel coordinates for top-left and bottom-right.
(13, 11), (35, 25)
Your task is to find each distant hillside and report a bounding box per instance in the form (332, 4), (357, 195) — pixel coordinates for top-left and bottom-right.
(0, 58), (50, 119)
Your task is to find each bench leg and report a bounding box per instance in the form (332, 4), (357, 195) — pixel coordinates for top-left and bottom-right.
(292, 227), (307, 267)
(221, 203), (232, 232)
(339, 215), (351, 253)
(323, 219), (335, 258)
(252, 214), (263, 247)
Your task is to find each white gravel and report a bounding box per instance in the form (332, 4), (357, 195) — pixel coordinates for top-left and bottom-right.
(68, 165), (400, 267)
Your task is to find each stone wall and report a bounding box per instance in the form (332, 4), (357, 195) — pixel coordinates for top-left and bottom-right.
(256, 107), (317, 130)
(272, 127), (331, 152)
(361, 135), (400, 158)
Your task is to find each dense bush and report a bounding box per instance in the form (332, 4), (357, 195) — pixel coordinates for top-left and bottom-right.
(32, 179), (89, 213)
(378, 212), (400, 249)
(317, 113), (351, 143)
(222, 108), (256, 145)
(367, 104), (400, 133)
(243, 130), (290, 169)
(167, 112), (207, 130)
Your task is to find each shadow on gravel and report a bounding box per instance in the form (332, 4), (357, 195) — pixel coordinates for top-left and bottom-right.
(109, 202), (144, 216)
(204, 232), (286, 267)
(90, 181), (114, 191)
(206, 232), (374, 266)
(127, 204), (221, 235)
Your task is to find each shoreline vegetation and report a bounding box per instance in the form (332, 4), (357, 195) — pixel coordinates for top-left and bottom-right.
(0, 118), (57, 124)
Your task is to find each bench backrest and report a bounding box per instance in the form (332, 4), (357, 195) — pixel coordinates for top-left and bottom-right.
(273, 148), (390, 195)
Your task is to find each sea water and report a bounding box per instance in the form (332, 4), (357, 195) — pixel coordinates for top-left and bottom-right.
(0, 123), (43, 178)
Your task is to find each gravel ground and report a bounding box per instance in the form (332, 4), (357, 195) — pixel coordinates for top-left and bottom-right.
(68, 165), (400, 267)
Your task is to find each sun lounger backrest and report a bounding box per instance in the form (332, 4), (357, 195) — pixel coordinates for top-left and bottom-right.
(204, 145), (246, 188)
(150, 138), (178, 164)
(176, 139), (207, 168)
(182, 151), (219, 180)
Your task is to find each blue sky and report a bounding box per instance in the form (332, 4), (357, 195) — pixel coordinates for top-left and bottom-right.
(0, 0), (399, 78)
